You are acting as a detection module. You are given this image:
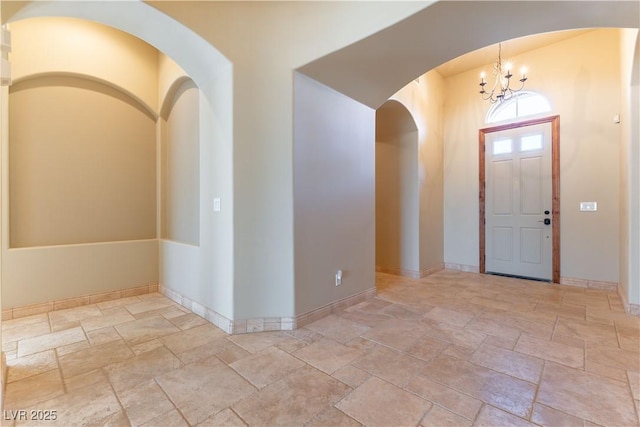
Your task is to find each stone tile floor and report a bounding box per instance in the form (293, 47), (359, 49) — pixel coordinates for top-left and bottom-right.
(2, 270), (639, 426)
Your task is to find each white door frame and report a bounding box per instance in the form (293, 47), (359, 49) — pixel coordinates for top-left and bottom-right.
(479, 115), (560, 283)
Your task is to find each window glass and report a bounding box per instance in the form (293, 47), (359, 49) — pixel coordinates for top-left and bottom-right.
(493, 138), (512, 155)
(521, 134), (543, 152)
(486, 91), (551, 123)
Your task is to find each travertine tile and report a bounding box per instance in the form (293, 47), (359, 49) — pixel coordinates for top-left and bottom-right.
(230, 346), (305, 388)
(124, 297), (176, 315)
(442, 343), (475, 360)
(168, 312), (208, 330)
(378, 303), (427, 320)
(351, 344), (426, 387)
(628, 370), (640, 400)
(118, 379), (176, 426)
(585, 359), (628, 382)
(294, 337), (363, 374)
(474, 404), (537, 427)
(305, 314), (370, 344)
(514, 334), (583, 368)
(86, 326), (122, 346)
(470, 342), (544, 383)
(406, 375), (482, 420)
(115, 315), (180, 345)
(465, 313), (522, 341)
(2, 320), (51, 344)
(2, 313), (48, 331)
(4, 369), (65, 410)
(54, 340), (92, 357)
(422, 322), (486, 349)
(336, 377), (431, 427)
(58, 339), (133, 378)
(161, 323), (226, 354)
(423, 306), (475, 328)
(421, 355), (536, 418)
(536, 302), (586, 320)
(406, 335), (449, 361)
(17, 327), (86, 357)
(228, 331), (290, 353)
(198, 408), (248, 427)
(555, 317), (619, 347)
(48, 305), (102, 325)
(586, 342), (640, 372)
(531, 403), (585, 427)
(182, 339), (250, 366)
(3, 270), (639, 427)
(20, 382), (123, 426)
(80, 307), (135, 332)
(361, 318), (429, 351)
(305, 407), (361, 427)
(538, 362), (637, 426)
(419, 405), (472, 427)
(551, 333), (584, 349)
(233, 365), (349, 426)
(158, 357), (256, 425)
(105, 346), (182, 393)
(141, 409), (187, 427)
(331, 365), (370, 388)
(616, 324), (640, 352)
(7, 350), (58, 383)
(64, 369), (110, 392)
(130, 339), (165, 356)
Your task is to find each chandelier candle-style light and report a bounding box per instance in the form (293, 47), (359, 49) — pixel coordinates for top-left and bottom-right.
(479, 43), (527, 103)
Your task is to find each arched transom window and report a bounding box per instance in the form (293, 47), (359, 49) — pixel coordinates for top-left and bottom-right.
(486, 91), (551, 123)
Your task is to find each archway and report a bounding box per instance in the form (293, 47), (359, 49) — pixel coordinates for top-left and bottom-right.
(375, 100), (420, 277)
(1, 2), (235, 330)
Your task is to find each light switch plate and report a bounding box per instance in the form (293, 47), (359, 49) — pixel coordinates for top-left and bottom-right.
(213, 198), (221, 212)
(580, 201), (597, 212)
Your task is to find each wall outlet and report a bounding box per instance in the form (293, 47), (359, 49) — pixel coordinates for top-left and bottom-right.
(335, 270), (342, 286)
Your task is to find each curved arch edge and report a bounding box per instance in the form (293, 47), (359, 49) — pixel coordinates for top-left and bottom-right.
(12, 71), (159, 120)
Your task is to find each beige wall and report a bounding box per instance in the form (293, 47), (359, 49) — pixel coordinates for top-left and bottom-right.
(375, 101), (420, 274)
(9, 76), (157, 247)
(391, 72), (446, 274)
(294, 73), (375, 315)
(443, 29), (623, 283)
(149, 1), (425, 319)
(161, 79), (200, 246)
(619, 29), (640, 308)
(10, 17), (159, 113)
(2, 18), (159, 308)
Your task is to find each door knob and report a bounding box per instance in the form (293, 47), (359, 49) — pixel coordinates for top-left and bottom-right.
(538, 218), (551, 225)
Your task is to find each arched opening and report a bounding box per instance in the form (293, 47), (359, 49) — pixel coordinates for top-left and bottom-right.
(485, 91), (552, 124)
(375, 100), (419, 276)
(160, 78), (201, 247)
(1, 4), (235, 332)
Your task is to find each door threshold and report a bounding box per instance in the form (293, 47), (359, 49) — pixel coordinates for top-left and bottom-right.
(485, 272), (551, 283)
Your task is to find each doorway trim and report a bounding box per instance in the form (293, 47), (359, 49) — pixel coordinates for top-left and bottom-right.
(479, 115), (560, 283)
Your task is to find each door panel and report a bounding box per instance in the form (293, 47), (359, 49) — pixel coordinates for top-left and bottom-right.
(485, 122), (552, 281)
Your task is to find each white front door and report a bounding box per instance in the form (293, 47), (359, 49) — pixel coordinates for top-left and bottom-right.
(485, 122), (553, 281)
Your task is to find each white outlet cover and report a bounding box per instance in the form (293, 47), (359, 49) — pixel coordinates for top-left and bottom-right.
(580, 201), (597, 212)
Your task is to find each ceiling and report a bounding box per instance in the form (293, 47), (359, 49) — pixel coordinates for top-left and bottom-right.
(298, 1), (638, 108)
(435, 29), (594, 77)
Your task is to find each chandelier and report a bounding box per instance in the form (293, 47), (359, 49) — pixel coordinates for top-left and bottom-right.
(479, 43), (527, 103)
